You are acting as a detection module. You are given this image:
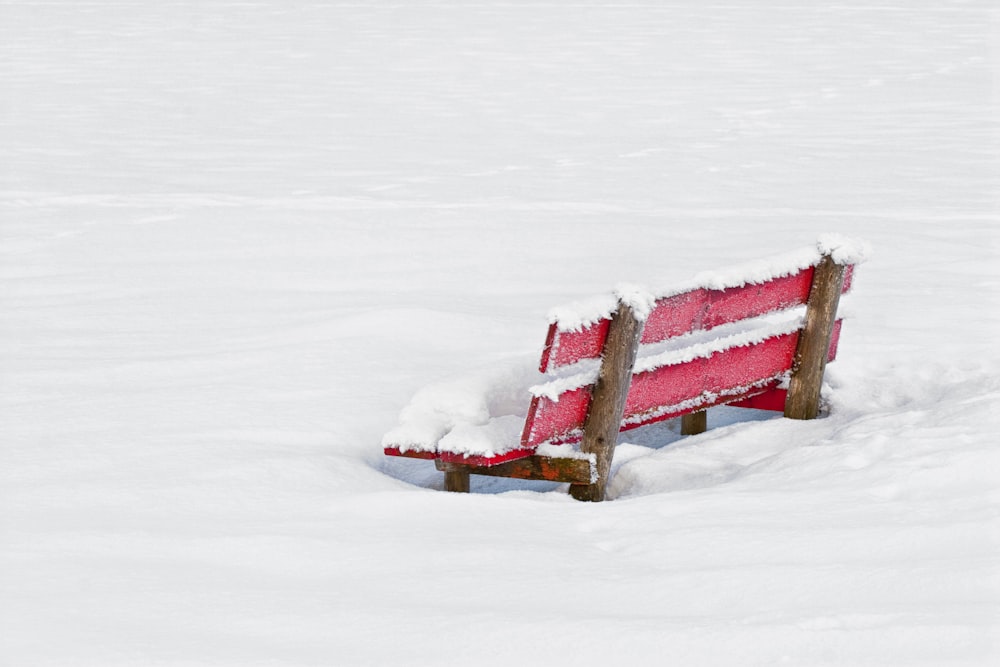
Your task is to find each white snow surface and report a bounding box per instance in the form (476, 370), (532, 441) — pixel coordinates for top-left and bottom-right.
(2, 1), (998, 665)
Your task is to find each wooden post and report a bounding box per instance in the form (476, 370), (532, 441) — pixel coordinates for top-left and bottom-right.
(784, 255), (846, 420)
(443, 470), (470, 493)
(569, 302), (643, 502)
(681, 410), (707, 435)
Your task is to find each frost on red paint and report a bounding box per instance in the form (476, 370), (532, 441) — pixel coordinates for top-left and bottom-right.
(538, 319), (609, 373)
(640, 288), (711, 345)
(520, 386), (592, 448)
(827, 318), (843, 361)
(841, 264), (855, 294)
(539, 261), (857, 374)
(699, 270), (814, 330)
(382, 447), (437, 460)
(542, 266), (830, 373)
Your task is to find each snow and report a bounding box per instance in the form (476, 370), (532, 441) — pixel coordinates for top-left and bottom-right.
(547, 293), (620, 333)
(438, 414), (526, 460)
(679, 245), (820, 293)
(381, 357), (538, 457)
(817, 233), (873, 266)
(614, 282), (658, 323)
(530, 359), (602, 402)
(2, 1), (998, 665)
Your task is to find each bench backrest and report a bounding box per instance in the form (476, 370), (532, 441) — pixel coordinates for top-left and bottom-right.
(520, 261), (857, 451)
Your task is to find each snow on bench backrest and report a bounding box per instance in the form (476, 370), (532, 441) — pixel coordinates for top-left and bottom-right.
(539, 261), (854, 373)
(520, 240), (862, 450)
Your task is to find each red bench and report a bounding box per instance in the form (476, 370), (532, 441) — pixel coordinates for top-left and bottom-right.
(384, 238), (865, 501)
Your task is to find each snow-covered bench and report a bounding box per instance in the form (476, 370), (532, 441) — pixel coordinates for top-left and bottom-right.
(384, 236), (867, 501)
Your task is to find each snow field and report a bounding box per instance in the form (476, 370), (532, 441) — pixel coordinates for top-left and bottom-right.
(2, 1), (998, 665)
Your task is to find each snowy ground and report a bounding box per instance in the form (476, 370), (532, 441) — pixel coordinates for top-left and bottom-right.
(2, 1), (998, 665)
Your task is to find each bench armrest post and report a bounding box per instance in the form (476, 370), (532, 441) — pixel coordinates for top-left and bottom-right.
(569, 301), (643, 502)
(784, 254), (847, 420)
(681, 410), (708, 435)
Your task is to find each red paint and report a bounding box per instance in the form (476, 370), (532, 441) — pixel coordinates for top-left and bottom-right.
(640, 288), (709, 345)
(842, 264), (855, 294)
(700, 270), (813, 330)
(625, 331), (799, 423)
(827, 318), (843, 361)
(539, 319), (609, 373)
(520, 386), (592, 448)
(622, 380), (786, 430)
(729, 387), (788, 412)
(537, 323), (559, 372)
(438, 447), (537, 467)
(383, 447), (437, 460)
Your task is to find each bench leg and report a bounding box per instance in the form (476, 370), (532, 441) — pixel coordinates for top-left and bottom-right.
(681, 410), (707, 435)
(785, 255), (846, 420)
(569, 301), (644, 502)
(444, 470), (470, 493)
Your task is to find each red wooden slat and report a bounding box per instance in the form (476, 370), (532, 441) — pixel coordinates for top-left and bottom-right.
(622, 379), (785, 430)
(383, 447), (437, 460)
(540, 319), (609, 373)
(729, 387), (788, 411)
(640, 288), (709, 345)
(625, 356), (711, 417)
(827, 318), (843, 361)
(438, 447), (537, 467)
(541, 263), (856, 373)
(700, 270), (814, 330)
(383, 444), (541, 469)
(626, 331), (799, 420)
(842, 264), (855, 294)
(537, 323), (559, 373)
(520, 386), (593, 448)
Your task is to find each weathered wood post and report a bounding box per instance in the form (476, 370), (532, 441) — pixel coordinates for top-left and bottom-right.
(443, 470), (470, 493)
(437, 455), (594, 485)
(784, 254), (847, 420)
(681, 410), (707, 435)
(569, 302), (643, 502)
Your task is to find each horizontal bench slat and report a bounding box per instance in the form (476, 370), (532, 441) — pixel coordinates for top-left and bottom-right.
(624, 330), (798, 425)
(437, 446), (536, 467)
(540, 263), (854, 373)
(383, 447), (437, 460)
